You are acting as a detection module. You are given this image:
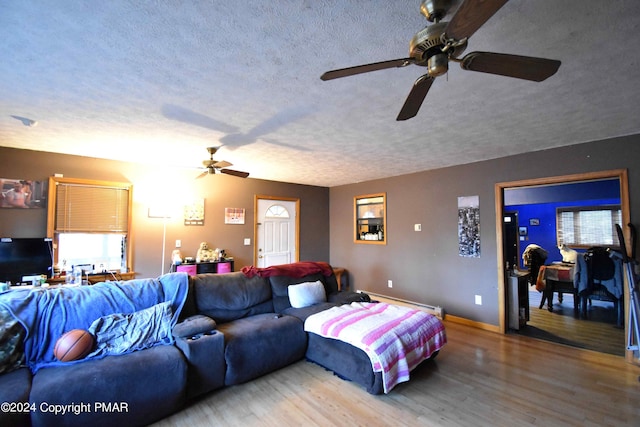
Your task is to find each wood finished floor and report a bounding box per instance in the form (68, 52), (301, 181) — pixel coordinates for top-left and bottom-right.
(518, 289), (625, 356)
(152, 320), (640, 427)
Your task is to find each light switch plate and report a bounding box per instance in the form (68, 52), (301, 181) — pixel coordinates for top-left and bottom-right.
(414, 224), (422, 231)
(244, 238), (251, 246)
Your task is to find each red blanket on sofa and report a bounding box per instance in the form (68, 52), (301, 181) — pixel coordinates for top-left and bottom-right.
(241, 261), (333, 278)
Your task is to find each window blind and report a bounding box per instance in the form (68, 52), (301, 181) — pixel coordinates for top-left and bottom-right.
(557, 205), (621, 247)
(55, 183), (129, 233)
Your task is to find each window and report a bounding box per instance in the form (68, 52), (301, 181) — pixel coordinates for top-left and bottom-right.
(57, 233), (126, 272)
(47, 177), (132, 273)
(556, 205), (621, 248)
(265, 204), (290, 218)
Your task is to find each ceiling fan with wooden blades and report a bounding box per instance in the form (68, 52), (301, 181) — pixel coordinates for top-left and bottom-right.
(198, 146), (249, 179)
(320, 0), (561, 121)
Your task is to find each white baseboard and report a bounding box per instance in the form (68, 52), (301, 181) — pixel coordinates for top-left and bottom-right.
(359, 290), (444, 319)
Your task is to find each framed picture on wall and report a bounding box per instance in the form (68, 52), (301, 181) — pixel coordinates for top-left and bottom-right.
(184, 199), (205, 226)
(458, 195), (480, 257)
(225, 208), (245, 224)
(0, 178), (48, 209)
(519, 226), (528, 236)
(529, 218), (540, 226)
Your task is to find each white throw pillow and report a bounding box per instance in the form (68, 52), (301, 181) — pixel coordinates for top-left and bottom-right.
(288, 281), (327, 308)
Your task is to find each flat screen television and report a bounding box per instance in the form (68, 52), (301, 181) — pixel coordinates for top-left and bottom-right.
(0, 237), (53, 284)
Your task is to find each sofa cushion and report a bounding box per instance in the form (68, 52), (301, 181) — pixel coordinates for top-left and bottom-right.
(178, 277), (198, 320)
(193, 272), (273, 323)
(30, 344), (187, 427)
(217, 313), (307, 385)
(282, 302), (336, 322)
(0, 368), (32, 427)
(288, 280), (326, 308)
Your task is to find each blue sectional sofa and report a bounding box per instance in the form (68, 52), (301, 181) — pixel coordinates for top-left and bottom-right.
(0, 262), (370, 426)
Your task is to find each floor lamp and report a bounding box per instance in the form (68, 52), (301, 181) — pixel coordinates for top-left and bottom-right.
(161, 214), (169, 275)
(148, 207), (172, 276)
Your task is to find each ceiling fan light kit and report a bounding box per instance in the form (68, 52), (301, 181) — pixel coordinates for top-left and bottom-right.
(197, 146), (249, 179)
(321, 0), (561, 121)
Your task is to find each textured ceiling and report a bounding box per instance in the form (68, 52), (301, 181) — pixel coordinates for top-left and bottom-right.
(2, 1), (639, 187)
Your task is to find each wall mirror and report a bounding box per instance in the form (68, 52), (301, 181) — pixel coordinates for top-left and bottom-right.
(354, 193), (386, 244)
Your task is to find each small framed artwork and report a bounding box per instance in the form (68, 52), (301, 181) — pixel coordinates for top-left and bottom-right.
(184, 199), (205, 226)
(529, 218), (540, 226)
(148, 207), (171, 218)
(225, 208), (245, 224)
(519, 226), (528, 236)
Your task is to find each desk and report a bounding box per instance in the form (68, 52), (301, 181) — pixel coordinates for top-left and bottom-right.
(48, 271), (137, 285)
(542, 264), (578, 315)
(6, 272), (137, 290)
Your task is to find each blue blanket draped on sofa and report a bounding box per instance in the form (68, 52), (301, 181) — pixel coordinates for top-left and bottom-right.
(0, 272), (189, 373)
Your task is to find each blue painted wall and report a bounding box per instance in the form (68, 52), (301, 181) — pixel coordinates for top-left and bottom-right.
(505, 178), (621, 268)
(507, 197), (620, 267)
(504, 179), (620, 205)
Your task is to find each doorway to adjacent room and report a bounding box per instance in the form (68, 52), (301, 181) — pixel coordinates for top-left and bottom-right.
(495, 169), (631, 358)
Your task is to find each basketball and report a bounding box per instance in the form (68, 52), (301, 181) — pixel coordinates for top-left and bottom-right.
(54, 329), (95, 362)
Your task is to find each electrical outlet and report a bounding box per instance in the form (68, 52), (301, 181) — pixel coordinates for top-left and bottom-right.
(388, 280), (393, 288)
(475, 295), (482, 305)
(175, 240), (181, 248)
(414, 224), (422, 231)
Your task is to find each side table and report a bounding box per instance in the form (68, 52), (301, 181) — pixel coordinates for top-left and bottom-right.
(332, 267), (348, 291)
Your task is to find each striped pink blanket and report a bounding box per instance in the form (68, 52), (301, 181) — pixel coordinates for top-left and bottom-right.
(304, 302), (446, 393)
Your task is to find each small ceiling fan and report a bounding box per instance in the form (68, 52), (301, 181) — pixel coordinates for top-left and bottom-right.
(320, 0), (561, 121)
(198, 146), (249, 179)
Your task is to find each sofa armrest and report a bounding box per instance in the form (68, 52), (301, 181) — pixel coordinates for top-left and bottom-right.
(172, 314), (217, 338)
(174, 328), (225, 398)
(328, 290), (371, 305)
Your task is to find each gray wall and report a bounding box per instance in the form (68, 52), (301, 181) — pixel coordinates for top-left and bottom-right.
(0, 147), (330, 279)
(330, 135), (639, 326)
(2, 135), (638, 327)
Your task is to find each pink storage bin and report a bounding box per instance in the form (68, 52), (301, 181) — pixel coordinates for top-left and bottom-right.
(176, 264), (197, 276)
(216, 262), (232, 273)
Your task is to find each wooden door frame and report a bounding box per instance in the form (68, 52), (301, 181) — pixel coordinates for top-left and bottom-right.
(253, 195), (300, 266)
(495, 169), (632, 360)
